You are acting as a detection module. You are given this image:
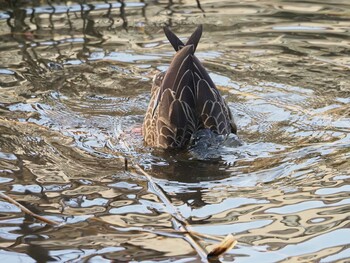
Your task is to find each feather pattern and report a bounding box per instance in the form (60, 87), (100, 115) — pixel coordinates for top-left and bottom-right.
(143, 25), (236, 149)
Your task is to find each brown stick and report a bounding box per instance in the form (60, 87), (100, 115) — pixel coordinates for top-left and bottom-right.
(112, 138), (209, 260)
(109, 133), (239, 259)
(134, 163), (208, 260)
(207, 234), (237, 259)
(0, 192), (59, 226)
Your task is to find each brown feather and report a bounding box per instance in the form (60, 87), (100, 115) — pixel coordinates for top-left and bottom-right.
(143, 25), (237, 149)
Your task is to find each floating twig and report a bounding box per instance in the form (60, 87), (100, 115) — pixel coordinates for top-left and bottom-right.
(134, 163), (208, 260)
(207, 234), (237, 259)
(124, 157), (128, 171)
(112, 135), (236, 261)
(0, 192), (59, 226)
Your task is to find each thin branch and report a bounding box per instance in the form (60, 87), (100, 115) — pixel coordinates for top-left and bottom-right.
(134, 163), (208, 260)
(112, 136), (237, 261)
(207, 234), (237, 259)
(109, 136), (209, 259)
(0, 192), (59, 226)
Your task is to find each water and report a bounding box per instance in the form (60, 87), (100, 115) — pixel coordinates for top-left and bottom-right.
(0, 0), (349, 262)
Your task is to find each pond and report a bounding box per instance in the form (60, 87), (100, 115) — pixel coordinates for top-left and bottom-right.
(0, 0), (349, 262)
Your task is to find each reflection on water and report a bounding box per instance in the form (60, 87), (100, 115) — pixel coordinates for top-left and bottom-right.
(0, 0), (349, 262)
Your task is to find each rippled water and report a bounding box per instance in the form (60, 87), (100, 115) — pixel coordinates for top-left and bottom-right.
(0, 0), (349, 262)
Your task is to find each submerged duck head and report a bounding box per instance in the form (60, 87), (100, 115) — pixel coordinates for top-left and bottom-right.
(143, 25), (237, 149)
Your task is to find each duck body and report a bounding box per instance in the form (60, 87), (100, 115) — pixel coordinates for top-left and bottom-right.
(143, 25), (237, 149)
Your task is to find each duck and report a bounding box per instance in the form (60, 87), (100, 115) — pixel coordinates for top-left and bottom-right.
(143, 25), (237, 149)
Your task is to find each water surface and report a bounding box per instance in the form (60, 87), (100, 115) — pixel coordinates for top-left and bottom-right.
(0, 0), (349, 262)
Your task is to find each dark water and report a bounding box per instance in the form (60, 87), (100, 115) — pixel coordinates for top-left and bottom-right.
(0, 0), (349, 262)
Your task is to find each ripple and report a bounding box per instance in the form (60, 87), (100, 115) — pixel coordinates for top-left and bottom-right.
(0, 69), (15, 75)
(266, 199), (350, 214)
(0, 201), (21, 213)
(321, 248), (350, 262)
(0, 0), (349, 261)
(315, 184), (350, 195)
(193, 220), (273, 236)
(232, 228), (350, 262)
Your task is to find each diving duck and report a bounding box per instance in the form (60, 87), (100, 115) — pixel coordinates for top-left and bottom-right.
(143, 25), (237, 149)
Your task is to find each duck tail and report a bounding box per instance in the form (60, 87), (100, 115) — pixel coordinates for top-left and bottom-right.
(185, 25), (202, 52)
(163, 25), (202, 52)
